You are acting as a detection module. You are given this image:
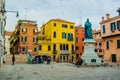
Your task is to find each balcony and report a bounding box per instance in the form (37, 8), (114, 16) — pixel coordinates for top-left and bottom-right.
(60, 50), (70, 54)
(53, 50), (57, 54)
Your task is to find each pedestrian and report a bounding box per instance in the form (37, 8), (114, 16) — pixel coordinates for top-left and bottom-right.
(12, 54), (15, 65)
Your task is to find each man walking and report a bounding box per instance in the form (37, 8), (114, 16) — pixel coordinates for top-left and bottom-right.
(12, 54), (15, 65)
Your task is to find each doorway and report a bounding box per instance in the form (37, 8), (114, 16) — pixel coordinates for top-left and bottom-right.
(111, 54), (117, 62)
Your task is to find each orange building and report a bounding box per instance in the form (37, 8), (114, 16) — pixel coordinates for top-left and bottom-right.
(10, 20), (38, 55)
(92, 30), (104, 58)
(100, 10), (120, 62)
(75, 26), (84, 58)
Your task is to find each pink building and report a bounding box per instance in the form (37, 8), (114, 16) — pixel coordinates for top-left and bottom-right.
(92, 30), (104, 58)
(100, 10), (120, 62)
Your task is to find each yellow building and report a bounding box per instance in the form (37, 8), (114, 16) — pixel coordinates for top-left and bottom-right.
(38, 19), (76, 62)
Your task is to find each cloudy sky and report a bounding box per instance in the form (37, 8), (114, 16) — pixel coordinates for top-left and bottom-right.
(5, 0), (120, 31)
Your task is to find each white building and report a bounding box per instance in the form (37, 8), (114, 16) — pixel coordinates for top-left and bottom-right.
(5, 31), (12, 55)
(0, 0), (6, 66)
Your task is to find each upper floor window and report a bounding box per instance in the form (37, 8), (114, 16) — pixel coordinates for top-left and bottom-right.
(75, 46), (79, 50)
(72, 44), (74, 51)
(117, 40), (120, 48)
(53, 31), (56, 38)
(102, 25), (106, 33)
(99, 49), (102, 52)
(95, 42), (97, 46)
(62, 32), (66, 39)
(54, 23), (56, 27)
(22, 28), (27, 33)
(70, 25), (73, 29)
(33, 29), (38, 34)
(39, 45), (42, 50)
(48, 46), (51, 51)
(110, 22), (116, 32)
(33, 37), (38, 43)
(21, 36), (27, 42)
(76, 29), (78, 33)
(82, 38), (84, 42)
(76, 38), (78, 43)
(99, 43), (102, 46)
(60, 44), (62, 50)
(53, 44), (56, 50)
(66, 44), (68, 50)
(106, 41), (109, 50)
(68, 33), (73, 41)
(117, 20), (120, 30)
(95, 49), (97, 52)
(62, 24), (67, 28)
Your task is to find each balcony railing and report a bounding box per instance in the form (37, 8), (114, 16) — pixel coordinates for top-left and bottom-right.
(60, 50), (70, 54)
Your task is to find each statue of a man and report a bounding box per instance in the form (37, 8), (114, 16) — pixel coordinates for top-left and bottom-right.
(84, 19), (93, 39)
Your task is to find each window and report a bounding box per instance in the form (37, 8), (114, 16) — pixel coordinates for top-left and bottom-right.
(75, 46), (79, 50)
(102, 25), (105, 33)
(68, 33), (73, 41)
(70, 26), (73, 29)
(48, 46), (51, 51)
(99, 49), (102, 52)
(72, 44), (74, 51)
(22, 28), (27, 33)
(110, 22), (116, 32)
(62, 32), (66, 39)
(39, 45), (42, 50)
(63, 56), (65, 60)
(33, 29), (38, 34)
(53, 44), (56, 50)
(76, 38), (78, 43)
(82, 38), (84, 42)
(21, 36), (27, 42)
(66, 44), (68, 50)
(82, 47), (84, 51)
(60, 44), (62, 50)
(76, 29), (78, 33)
(99, 43), (102, 46)
(34, 47), (37, 52)
(54, 23), (56, 27)
(22, 47), (26, 52)
(95, 43), (97, 46)
(62, 24), (67, 28)
(117, 20), (120, 30)
(117, 40), (120, 48)
(53, 32), (56, 38)
(95, 49), (97, 52)
(63, 44), (65, 50)
(33, 37), (38, 43)
(106, 41), (109, 50)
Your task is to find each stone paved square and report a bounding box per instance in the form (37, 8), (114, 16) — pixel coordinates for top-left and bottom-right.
(0, 63), (120, 80)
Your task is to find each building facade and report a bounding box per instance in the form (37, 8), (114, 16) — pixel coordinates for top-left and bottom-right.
(0, 0), (6, 66)
(92, 30), (104, 58)
(100, 12), (120, 62)
(38, 19), (76, 62)
(5, 31), (12, 55)
(75, 26), (84, 58)
(10, 20), (38, 55)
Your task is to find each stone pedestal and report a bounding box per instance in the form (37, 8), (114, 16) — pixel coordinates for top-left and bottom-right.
(81, 39), (101, 65)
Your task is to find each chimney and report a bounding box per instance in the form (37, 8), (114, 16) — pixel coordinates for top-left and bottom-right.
(102, 16), (104, 21)
(106, 13), (110, 20)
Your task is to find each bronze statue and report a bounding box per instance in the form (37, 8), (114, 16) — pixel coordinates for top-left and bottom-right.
(84, 19), (93, 39)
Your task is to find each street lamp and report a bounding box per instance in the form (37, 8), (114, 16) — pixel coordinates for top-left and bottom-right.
(0, 10), (19, 17)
